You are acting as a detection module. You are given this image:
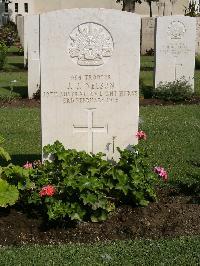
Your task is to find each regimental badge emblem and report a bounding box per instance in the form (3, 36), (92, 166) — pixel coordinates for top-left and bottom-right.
(69, 22), (114, 66)
(167, 20), (186, 40)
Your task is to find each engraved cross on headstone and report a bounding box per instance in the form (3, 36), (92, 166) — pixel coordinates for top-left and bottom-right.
(73, 108), (108, 153)
(175, 63), (183, 80)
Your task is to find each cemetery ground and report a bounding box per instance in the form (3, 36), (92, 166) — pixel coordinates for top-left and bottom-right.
(0, 46), (27, 101)
(1, 104), (200, 264)
(0, 46), (200, 264)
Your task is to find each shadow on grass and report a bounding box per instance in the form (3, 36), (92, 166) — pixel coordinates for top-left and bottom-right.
(7, 51), (21, 56)
(1, 86), (28, 98)
(11, 154), (41, 165)
(140, 66), (154, 71)
(9, 62), (26, 70)
(140, 84), (154, 99)
(0, 154), (41, 167)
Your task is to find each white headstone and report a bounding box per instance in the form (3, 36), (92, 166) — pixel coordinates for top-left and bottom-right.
(16, 16), (24, 47)
(141, 17), (155, 55)
(196, 17), (200, 55)
(33, 0), (122, 13)
(40, 9), (140, 159)
(157, 2), (165, 16)
(24, 16), (29, 67)
(155, 16), (196, 90)
(27, 14), (40, 99)
(0, 3), (4, 27)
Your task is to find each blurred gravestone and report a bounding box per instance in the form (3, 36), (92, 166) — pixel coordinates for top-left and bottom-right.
(141, 17), (155, 55)
(16, 15), (24, 47)
(155, 16), (196, 90)
(27, 14), (40, 99)
(196, 17), (200, 55)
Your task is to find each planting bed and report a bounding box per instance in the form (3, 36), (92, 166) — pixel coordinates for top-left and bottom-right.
(0, 189), (199, 246)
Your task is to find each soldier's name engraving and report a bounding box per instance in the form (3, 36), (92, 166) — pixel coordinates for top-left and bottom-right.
(160, 42), (191, 57)
(42, 73), (138, 104)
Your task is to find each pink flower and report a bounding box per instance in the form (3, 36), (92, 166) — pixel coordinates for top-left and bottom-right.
(154, 166), (168, 181)
(154, 166), (162, 174)
(39, 185), (56, 197)
(23, 161), (33, 169)
(136, 131), (147, 140)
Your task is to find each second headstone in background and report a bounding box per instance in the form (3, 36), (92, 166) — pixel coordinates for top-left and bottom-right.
(141, 17), (155, 55)
(196, 17), (200, 55)
(23, 15), (29, 67)
(27, 14), (40, 99)
(155, 16), (196, 90)
(16, 15), (24, 47)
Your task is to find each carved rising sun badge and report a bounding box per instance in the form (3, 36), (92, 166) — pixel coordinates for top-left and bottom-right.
(167, 20), (186, 40)
(69, 22), (114, 66)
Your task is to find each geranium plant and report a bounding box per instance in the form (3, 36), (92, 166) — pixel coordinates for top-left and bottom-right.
(25, 131), (168, 222)
(0, 131), (168, 224)
(0, 135), (19, 207)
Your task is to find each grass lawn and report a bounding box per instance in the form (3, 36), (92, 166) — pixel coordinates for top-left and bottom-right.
(0, 107), (40, 165)
(0, 237), (200, 265)
(141, 105), (200, 183)
(0, 72), (28, 99)
(0, 46), (27, 99)
(141, 56), (200, 95)
(4, 55), (24, 72)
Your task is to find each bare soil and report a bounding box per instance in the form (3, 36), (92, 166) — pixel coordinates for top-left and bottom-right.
(140, 97), (200, 106)
(0, 189), (199, 246)
(0, 99), (40, 108)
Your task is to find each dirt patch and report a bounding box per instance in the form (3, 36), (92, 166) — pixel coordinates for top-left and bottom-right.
(0, 69), (27, 73)
(140, 97), (200, 106)
(0, 189), (199, 246)
(0, 99), (40, 108)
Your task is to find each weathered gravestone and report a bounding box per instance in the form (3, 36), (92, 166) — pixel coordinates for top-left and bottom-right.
(196, 17), (200, 55)
(0, 2), (4, 27)
(155, 16), (196, 90)
(141, 17), (155, 55)
(16, 15), (24, 47)
(33, 0), (122, 13)
(23, 16), (30, 67)
(40, 9), (140, 159)
(27, 14), (40, 99)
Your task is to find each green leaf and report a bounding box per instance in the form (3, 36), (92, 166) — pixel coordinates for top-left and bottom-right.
(18, 179), (35, 191)
(81, 192), (97, 206)
(115, 184), (130, 195)
(139, 199), (149, 206)
(0, 135), (4, 145)
(0, 166), (3, 176)
(0, 147), (11, 161)
(91, 209), (108, 222)
(0, 179), (19, 207)
(69, 202), (86, 221)
(47, 200), (70, 220)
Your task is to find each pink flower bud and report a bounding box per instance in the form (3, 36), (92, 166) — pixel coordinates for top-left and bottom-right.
(154, 166), (168, 181)
(23, 161), (33, 169)
(136, 131), (147, 140)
